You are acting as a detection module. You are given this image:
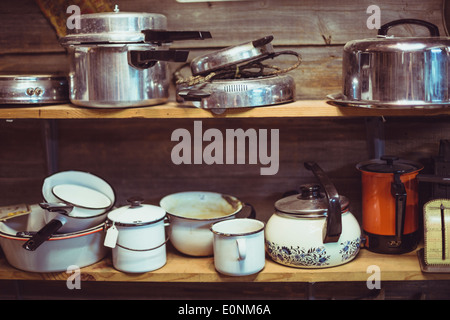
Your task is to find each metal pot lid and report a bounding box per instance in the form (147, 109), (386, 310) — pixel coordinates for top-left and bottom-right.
(275, 184), (349, 217)
(344, 19), (450, 54)
(107, 198), (166, 226)
(344, 36), (450, 54)
(190, 36), (275, 76)
(177, 74), (295, 112)
(52, 184), (112, 210)
(356, 156), (423, 174)
(60, 6), (167, 45)
(0, 74), (69, 104)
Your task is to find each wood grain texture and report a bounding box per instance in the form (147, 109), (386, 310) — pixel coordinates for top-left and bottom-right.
(1, 101), (450, 119)
(0, 244), (449, 283)
(0, 0), (445, 53)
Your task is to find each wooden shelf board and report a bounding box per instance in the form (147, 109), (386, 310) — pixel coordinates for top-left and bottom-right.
(1, 245), (449, 283)
(1, 101), (450, 119)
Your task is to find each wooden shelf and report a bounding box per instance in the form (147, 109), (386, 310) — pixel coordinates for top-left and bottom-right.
(1, 244), (449, 283)
(1, 101), (450, 119)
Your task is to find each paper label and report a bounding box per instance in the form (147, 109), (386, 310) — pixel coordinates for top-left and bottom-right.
(104, 224), (119, 248)
(0, 204), (31, 222)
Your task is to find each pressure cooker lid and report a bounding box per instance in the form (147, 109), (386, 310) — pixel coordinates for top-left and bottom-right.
(107, 198), (166, 226)
(60, 7), (167, 44)
(357, 156), (423, 174)
(275, 184), (349, 217)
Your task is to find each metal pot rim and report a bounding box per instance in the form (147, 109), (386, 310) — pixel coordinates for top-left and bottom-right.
(0, 222), (105, 241)
(160, 191), (243, 221)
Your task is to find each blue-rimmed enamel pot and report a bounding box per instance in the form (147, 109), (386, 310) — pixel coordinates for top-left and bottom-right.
(265, 162), (361, 268)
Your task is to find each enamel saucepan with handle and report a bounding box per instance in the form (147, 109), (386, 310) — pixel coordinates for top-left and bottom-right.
(23, 171), (115, 251)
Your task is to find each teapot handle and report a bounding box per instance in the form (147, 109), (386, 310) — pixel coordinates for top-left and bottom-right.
(304, 162), (342, 243)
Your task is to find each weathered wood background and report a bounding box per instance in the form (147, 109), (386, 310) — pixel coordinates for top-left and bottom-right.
(0, 0), (450, 299)
(1, 0), (449, 219)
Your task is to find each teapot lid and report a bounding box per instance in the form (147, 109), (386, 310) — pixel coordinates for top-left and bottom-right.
(275, 184), (349, 217)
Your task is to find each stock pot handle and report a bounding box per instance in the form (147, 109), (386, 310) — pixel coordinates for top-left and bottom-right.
(128, 50), (190, 69)
(304, 162), (342, 243)
(378, 19), (440, 37)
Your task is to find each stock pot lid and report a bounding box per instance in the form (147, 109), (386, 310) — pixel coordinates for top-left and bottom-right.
(60, 9), (167, 44)
(344, 36), (450, 53)
(275, 185), (349, 217)
(108, 198), (166, 226)
(357, 156), (423, 174)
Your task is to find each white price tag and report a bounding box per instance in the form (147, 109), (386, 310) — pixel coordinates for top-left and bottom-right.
(104, 223), (119, 248)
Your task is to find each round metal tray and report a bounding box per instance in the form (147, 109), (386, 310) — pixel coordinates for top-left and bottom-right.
(177, 74), (295, 114)
(327, 93), (450, 109)
(190, 36), (275, 76)
(0, 74), (69, 105)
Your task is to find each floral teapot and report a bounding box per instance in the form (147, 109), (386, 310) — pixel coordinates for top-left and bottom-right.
(265, 162), (361, 268)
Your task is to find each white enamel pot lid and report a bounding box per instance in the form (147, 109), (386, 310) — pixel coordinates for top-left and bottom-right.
(42, 170), (116, 218)
(107, 198), (166, 226)
(52, 184), (112, 210)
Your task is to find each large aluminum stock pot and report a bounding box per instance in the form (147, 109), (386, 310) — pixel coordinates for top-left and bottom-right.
(331, 19), (450, 109)
(60, 8), (211, 108)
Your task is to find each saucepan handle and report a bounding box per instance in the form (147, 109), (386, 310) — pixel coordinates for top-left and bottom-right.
(236, 203), (256, 219)
(378, 19), (440, 37)
(22, 218), (66, 251)
(304, 162), (342, 243)
(177, 89), (211, 102)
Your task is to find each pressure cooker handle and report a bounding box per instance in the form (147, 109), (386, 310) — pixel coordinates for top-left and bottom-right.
(304, 162), (342, 243)
(128, 50), (190, 69)
(390, 172), (407, 247)
(142, 30), (212, 44)
(378, 19), (440, 37)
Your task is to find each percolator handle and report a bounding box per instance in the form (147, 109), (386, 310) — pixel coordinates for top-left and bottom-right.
(390, 172), (407, 247)
(304, 162), (342, 243)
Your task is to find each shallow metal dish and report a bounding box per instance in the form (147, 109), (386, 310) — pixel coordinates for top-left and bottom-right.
(190, 36), (275, 76)
(327, 93), (450, 109)
(0, 74), (69, 105)
(177, 74), (295, 113)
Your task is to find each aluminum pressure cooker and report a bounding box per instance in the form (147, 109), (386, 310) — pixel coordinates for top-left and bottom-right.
(60, 7), (211, 108)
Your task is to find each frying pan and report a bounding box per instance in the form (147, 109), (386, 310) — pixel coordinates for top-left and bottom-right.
(23, 171), (115, 251)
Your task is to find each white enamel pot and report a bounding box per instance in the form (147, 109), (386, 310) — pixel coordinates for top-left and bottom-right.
(0, 205), (107, 272)
(23, 171), (115, 251)
(106, 198), (168, 273)
(265, 162), (361, 268)
(159, 191), (255, 257)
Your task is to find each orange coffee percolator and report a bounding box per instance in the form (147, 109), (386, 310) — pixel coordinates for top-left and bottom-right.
(357, 156), (423, 254)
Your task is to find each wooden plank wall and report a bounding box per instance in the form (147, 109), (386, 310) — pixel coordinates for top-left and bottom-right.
(0, 0), (449, 223)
